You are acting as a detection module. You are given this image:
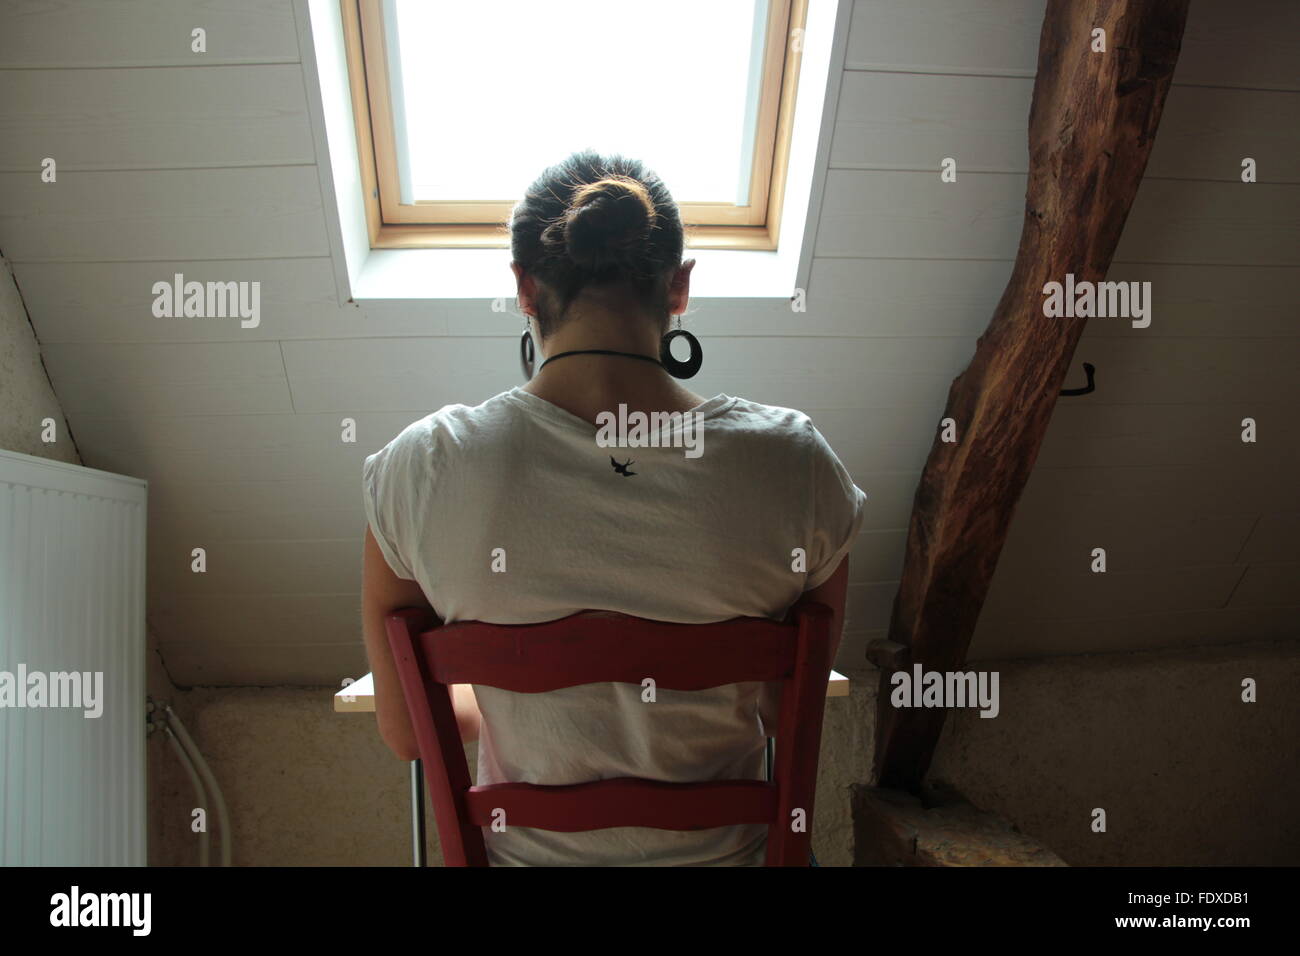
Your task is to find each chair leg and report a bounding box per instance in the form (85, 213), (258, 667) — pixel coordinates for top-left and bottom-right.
(410, 759), (426, 867)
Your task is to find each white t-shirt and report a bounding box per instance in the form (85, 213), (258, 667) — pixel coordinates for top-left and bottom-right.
(362, 386), (866, 866)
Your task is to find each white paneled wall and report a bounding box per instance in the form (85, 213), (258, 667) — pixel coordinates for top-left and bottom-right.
(0, 0), (1295, 681)
(0, 450), (146, 865)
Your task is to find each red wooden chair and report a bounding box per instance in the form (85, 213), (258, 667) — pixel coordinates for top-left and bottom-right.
(385, 598), (835, 866)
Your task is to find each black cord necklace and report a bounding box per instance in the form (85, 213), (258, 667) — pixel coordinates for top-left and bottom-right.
(537, 348), (663, 372)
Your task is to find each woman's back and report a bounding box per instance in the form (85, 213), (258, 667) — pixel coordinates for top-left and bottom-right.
(363, 386), (864, 865)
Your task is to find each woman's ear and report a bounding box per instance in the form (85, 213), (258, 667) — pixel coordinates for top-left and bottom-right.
(511, 261), (536, 316)
(667, 258), (696, 315)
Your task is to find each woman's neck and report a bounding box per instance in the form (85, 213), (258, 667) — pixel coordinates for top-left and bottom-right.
(520, 306), (706, 426)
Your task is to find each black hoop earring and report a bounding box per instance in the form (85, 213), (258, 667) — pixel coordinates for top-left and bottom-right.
(520, 325), (535, 381)
(660, 328), (702, 379)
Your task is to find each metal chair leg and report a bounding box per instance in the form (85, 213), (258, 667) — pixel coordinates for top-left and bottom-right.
(410, 759), (426, 866)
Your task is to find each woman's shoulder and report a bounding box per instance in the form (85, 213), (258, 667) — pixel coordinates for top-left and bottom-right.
(715, 395), (820, 448)
(389, 391), (519, 445)
(714, 398), (856, 481)
(366, 392), (517, 477)
(724, 395), (812, 428)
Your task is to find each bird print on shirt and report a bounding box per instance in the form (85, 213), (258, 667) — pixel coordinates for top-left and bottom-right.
(610, 456), (636, 477)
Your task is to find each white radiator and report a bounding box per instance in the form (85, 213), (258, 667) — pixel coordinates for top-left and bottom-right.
(0, 449), (147, 865)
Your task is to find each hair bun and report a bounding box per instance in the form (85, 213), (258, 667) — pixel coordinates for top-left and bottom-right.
(557, 175), (657, 272)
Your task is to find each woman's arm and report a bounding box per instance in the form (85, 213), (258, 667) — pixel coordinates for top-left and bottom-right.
(361, 526), (481, 760)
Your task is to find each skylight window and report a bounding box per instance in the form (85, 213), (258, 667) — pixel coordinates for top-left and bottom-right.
(344, 0), (808, 249)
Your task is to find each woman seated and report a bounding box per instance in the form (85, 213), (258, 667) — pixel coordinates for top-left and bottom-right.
(361, 150), (866, 866)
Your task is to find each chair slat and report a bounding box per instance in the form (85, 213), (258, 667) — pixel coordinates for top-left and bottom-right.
(421, 611), (797, 692)
(463, 778), (777, 831)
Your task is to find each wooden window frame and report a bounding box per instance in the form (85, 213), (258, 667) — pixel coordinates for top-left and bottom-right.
(340, 0), (808, 251)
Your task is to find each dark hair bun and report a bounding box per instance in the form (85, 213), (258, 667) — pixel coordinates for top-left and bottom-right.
(513, 152), (684, 328)
(547, 175), (657, 273)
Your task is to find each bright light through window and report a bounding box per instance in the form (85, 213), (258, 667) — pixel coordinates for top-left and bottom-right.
(389, 0), (767, 204)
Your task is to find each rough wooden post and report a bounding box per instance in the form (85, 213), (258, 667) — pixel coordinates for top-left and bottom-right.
(872, 0), (1190, 791)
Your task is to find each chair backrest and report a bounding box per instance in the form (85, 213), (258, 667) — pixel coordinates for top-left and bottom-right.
(385, 599), (834, 866)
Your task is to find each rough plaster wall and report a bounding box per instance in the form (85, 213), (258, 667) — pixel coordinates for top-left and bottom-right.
(151, 641), (1297, 866)
(0, 254), (78, 464)
(814, 666), (877, 865)
(929, 638), (1300, 866)
(150, 672), (877, 867)
(151, 686), (470, 866)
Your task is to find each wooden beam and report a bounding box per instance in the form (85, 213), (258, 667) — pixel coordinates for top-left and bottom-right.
(872, 0), (1190, 791)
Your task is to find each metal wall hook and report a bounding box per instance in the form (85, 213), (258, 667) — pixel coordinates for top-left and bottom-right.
(1059, 362), (1096, 396)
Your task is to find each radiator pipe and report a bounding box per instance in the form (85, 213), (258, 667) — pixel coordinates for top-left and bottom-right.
(162, 724), (211, 867)
(163, 704), (232, 867)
